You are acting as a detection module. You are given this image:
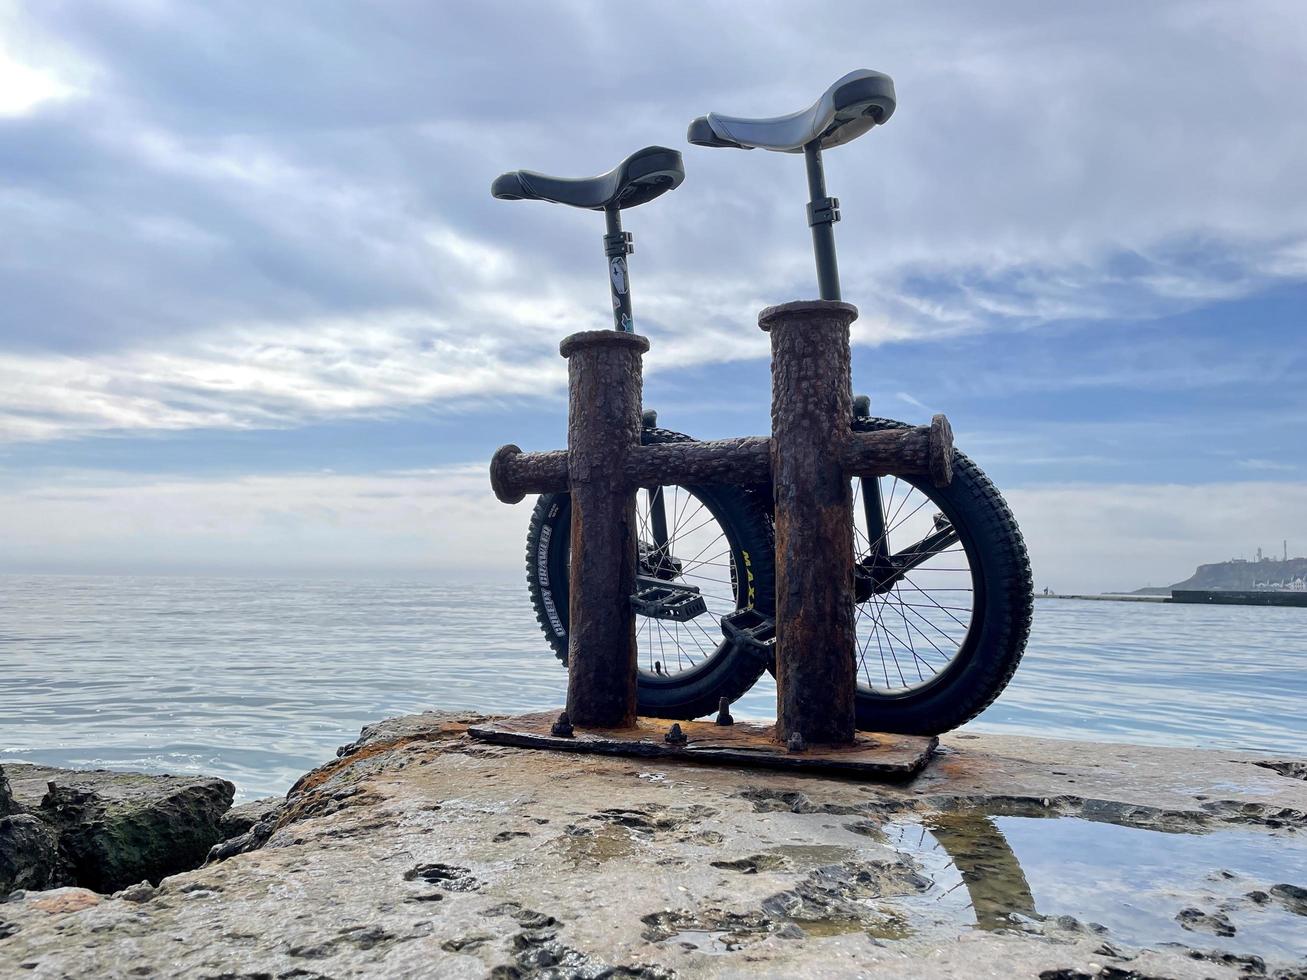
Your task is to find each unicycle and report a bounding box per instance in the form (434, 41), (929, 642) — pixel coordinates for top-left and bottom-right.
(493, 70), (1033, 734)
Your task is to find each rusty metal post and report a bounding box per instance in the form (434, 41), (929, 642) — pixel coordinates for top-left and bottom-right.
(760, 300), (860, 747)
(558, 329), (649, 729)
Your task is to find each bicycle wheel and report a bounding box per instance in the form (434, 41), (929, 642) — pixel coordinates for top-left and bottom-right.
(850, 416), (1033, 734)
(525, 426), (776, 720)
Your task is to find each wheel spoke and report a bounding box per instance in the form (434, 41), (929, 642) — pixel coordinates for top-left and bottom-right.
(852, 459), (978, 696)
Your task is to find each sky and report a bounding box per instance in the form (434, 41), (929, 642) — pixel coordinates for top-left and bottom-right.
(1, 0), (1304, 592)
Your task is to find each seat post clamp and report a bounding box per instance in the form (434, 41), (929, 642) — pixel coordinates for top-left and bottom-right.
(807, 196), (841, 227)
(604, 231), (634, 257)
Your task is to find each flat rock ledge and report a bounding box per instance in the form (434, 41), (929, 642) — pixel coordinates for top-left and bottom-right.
(1, 712), (1304, 979)
(1, 763), (235, 895)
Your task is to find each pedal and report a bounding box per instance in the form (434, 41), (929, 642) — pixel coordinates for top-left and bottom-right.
(630, 584), (708, 622)
(721, 608), (776, 661)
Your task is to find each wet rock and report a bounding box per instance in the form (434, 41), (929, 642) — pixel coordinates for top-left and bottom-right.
(112, 881), (157, 903)
(1185, 949), (1267, 975)
(403, 862), (481, 892)
(737, 787), (861, 814)
(1252, 760), (1307, 781)
(3, 763), (234, 894)
(0, 766), (63, 894)
(760, 859), (932, 924)
(1269, 882), (1307, 915)
(0, 717), (1302, 978)
(589, 803), (716, 834)
(1175, 906), (1237, 937)
(1040, 970), (1165, 980)
(217, 796), (283, 839)
(0, 813), (60, 893)
(843, 817), (885, 838)
(709, 853), (788, 874)
(207, 803), (284, 862)
(640, 906), (772, 946)
(1048, 914), (1109, 935)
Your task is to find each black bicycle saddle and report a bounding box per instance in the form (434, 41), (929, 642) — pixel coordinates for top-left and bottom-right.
(490, 145), (684, 211)
(687, 69), (896, 153)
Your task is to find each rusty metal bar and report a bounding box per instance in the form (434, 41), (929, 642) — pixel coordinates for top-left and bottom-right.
(489, 421), (953, 503)
(489, 445), (569, 504)
(558, 329), (647, 729)
(843, 417), (954, 486)
(761, 299), (860, 747)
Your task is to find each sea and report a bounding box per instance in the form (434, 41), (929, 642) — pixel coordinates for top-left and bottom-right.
(2, 575), (1304, 801)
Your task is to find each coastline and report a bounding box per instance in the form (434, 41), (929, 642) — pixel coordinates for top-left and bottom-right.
(3, 711), (1305, 978)
(1035, 593), (1170, 603)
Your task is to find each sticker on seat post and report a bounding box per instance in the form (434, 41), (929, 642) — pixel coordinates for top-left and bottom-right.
(610, 257), (634, 332)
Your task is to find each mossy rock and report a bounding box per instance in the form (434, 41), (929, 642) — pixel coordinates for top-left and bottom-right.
(5, 765), (234, 894)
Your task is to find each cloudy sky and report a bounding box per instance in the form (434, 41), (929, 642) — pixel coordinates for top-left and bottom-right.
(2, 0), (1304, 591)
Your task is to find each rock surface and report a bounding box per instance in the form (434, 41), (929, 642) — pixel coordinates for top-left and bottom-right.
(217, 795), (283, 840)
(1, 712), (1305, 979)
(0, 763), (235, 894)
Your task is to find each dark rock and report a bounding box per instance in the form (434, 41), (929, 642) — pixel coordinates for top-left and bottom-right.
(1040, 971), (1162, 980)
(113, 881), (157, 903)
(760, 859), (931, 924)
(1185, 949), (1267, 974)
(1270, 882), (1307, 915)
(4, 764), (234, 894)
(1253, 760), (1307, 781)
(1175, 906), (1236, 936)
(0, 766), (15, 817)
(217, 797), (283, 840)
(709, 854), (787, 874)
(0, 814), (60, 894)
(403, 862), (480, 892)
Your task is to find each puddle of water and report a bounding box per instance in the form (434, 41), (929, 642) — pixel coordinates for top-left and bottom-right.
(664, 929), (741, 954)
(551, 824), (637, 867)
(798, 915), (913, 940)
(884, 814), (1307, 960)
(765, 844), (857, 869)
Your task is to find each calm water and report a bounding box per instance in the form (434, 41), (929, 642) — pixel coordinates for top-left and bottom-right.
(1, 576), (1303, 800)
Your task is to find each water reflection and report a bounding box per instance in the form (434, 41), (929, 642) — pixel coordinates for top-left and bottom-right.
(882, 812), (1307, 960)
(906, 814), (1037, 930)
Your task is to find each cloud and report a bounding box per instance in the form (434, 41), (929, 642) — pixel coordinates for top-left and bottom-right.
(0, 1), (86, 117)
(0, 464), (528, 575)
(2, 2), (1306, 442)
(1237, 458), (1299, 473)
(6, 463), (1303, 594)
(1, 1), (1304, 585)
(0, 49), (72, 117)
(0, 310), (570, 442)
(1007, 480), (1307, 593)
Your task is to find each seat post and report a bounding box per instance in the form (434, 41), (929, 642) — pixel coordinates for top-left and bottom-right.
(803, 141), (842, 301)
(603, 206), (635, 333)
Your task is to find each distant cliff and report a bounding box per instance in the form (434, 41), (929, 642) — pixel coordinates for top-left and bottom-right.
(1168, 557), (1307, 592)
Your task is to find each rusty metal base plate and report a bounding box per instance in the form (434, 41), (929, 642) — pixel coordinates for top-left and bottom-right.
(467, 711), (938, 782)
